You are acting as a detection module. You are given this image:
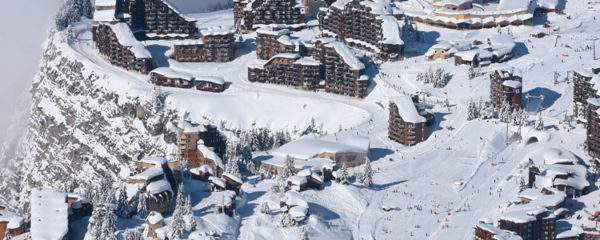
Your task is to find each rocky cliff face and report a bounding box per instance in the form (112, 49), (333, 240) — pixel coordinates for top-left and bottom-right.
(0, 31), (177, 213)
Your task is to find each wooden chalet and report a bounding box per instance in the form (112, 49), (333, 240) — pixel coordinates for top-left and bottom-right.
(173, 26), (235, 63)
(93, 23), (153, 74)
(248, 53), (321, 90)
(215, 191), (237, 216)
(318, 0), (405, 60)
(177, 120), (226, 177)
(145, 211), (166, 239)
(388, 96), (428, 146)
(223, 173), (244, 194)
(209, 176), (227, 192)
(195, 76), (225, 92)
(128, 0), (198, 40)
(0, 209), (24, 240)
(150, 67), (194, 88)
(233, 0), (305, 31)
(490, 66), (523, 108)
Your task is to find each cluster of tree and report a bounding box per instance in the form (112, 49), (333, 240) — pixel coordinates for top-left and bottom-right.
(167, 184), (197, 239)
(416, 68), (450, 88)
(55, 0), (93, 30)
(335, 159), (373, 187)
(223, 128), (292, 177)
(87, 175), (118, 240)
(402, 19), (424, 43)
(467, 66), (483, 80)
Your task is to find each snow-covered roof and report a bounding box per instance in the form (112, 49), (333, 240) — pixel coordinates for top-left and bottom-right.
(256, 27), (291, 36)
(190, 165), (215, 176)
(488, 34), (516, 50)
(289, 206), (308, 221)
(178, 120), (207, 133)
(499, 206), (547, 223)
(498, 0), (530, 11)
(476, 223), (522, 240)
(0, 209), (23, 230)
(130, 166), (164, 181)
(151, 67), (194, 81)
(194, 75), (226, 85)
(136, 155), (168, 166)
(377, 15), (404, 45)
(492, 65), (521, 79)
(223, 172), (243, 185)
(556, 226), (583, 238)
(31, 188), (69, 240)
(272, 134), (369, 160)
(277, 35), (302, 47)
(502, 80), (522, 89)
(254, 155), (335, 171)
(433, 0), (472, 7)
(543, 147), (577, 165)
(93, 9), (117, 22)
(331, 0), (352, 10)
(454, 50), (478, 61)
(146, 179), (172, 196)
(95, 0), (115, 7)
(518, 188), (565, 209)
(537, 164), (589, 191)
(108, 23), (152, 59)
(536, 0), (559, 9)
(324, 41), (365, 70)
(161, 0), (197, 22)
(295, 57), (320, 66)
(198, 142), (223, 168)
(172, 39), (205, 46)
(146, 211), (164, 225)
(287, 175), (308, 186)
(200, 25), (235, 37)
(283, 191), (308, 208)
(390, 95), (427, 123)
(360, 0), (393, 15)
(587, 98), (600, 107)
(209, 176), (226, 188)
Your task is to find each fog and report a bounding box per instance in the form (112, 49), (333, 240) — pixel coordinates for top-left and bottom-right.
(0, 0), (62, 159)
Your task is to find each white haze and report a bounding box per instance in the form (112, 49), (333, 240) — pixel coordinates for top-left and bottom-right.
(0, 0), (62, 161)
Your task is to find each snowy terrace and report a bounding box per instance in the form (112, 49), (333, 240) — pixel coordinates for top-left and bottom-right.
(30, 188), (69, 240)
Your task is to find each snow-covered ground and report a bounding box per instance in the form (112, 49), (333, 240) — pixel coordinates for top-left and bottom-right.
(47, 0), (600, 238)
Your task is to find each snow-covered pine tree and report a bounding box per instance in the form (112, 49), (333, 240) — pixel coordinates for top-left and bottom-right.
(363, 159), (373, 187)
(167, 196), (185, 240)
(300, 227), (309, 240)
(151, 86), (165, 114)
(499, 100), (511, 123)
(518, 177), (526, 193)
(100, 206), (118, 240)
(136, 190), (150, 219)
(535, 113), (544, 131)
(116, 184), (130, 218)
(123, 228), (144, 240)
(467, 101), (478, 120)
(468, 66), (475, 80)
(184, 196), (197, 231)
(416, 72), (424, 82)
(87, 203), (104, 240)
(271, 174), (286, 193)
(339, 163), (349, 184)
(278, 212), (294, 228)
(260, 201), (270, 214)
(282, 155), (295, 179)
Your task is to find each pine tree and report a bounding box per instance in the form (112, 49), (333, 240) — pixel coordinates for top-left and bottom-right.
(535, 113), (544, 131)
(87, 203), (104, 240)
(136, 191), (150, 219)
(300, 227), (309, 240)
(123, 228), (144, 240)
(467, 101), (478, 120)
(363, 159), (373, 187)
(339, 163), (349, 184)
(101, 206), (118, 240)
(282, 155), (295, 179)
(278, 212), (294, 228)
(260, 201), (270, 214)
(116, 184), (130, 218)
(468, 66), (475, 80)
(168, 206), (185, 239)
(184, 195), (197, 231)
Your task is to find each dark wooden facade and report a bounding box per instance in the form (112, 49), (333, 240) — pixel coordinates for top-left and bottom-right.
(318, 0), (404, 60)
(128, 0), (198, 39)
(234, 0), (304, 30)
(177, 123), (226, 176)
(490, 67), (523, 108)
(150, 71), (193, 89)
(498, 211), (555, 240)
(388, 100), (427, 146)
(173, 28), (235, 62)
(248, 54), (320, 90)
(322, 44), (368, 98)
(93, 23), (153, 74)
(256, 27), (304, 60)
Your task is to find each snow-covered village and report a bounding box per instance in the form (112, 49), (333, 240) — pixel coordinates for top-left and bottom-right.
(0, 0), (600, 239)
